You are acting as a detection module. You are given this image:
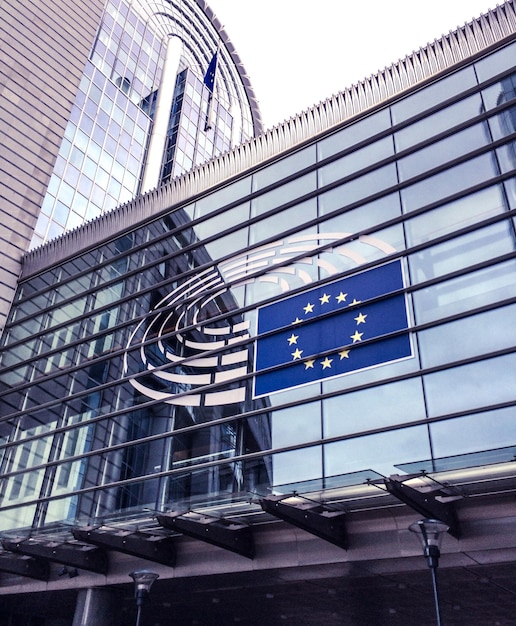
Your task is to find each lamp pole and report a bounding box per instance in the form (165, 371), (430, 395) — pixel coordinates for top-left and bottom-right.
(409, 518), (449, 626)
(129, 569), (159, 626)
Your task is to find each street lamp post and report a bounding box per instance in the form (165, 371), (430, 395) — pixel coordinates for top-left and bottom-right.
(129, 569), (159, 626)
(409, 518), (449, 626)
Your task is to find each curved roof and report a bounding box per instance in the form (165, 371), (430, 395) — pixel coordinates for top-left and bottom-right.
(134, 0), (263, 136)
(196, 0), (263, 135)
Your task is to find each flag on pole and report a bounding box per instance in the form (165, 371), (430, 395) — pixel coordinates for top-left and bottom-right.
(253, 260), (412, 397)
(203, 51), (218, 93)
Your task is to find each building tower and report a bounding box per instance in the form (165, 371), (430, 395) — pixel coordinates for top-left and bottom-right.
(0, 0), (262, 335)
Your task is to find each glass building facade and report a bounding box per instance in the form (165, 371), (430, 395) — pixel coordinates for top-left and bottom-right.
(29, 0), (261, 249)
(1, 34), (515, 537)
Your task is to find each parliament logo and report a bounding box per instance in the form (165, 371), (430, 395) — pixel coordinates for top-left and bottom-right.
(123, 233), (412, 406)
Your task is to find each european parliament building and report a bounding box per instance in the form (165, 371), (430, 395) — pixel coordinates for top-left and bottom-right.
(0, 1), (516, 625)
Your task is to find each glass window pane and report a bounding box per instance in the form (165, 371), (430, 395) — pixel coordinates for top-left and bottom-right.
(317, 137), (394, 187)
(481, 72), (516, 111)
(405, 185), (506, 247)
(252, 145), (316, 190)
(272, 402), (321, 448)
(397, 123), (488, 181)
(401, 154), (498, 212)
(251, 173), (317, 217)
(317, 108), (392, 160)
(391, 66), (477, 123)
(194, 177), (252, 218)
(249, 199), (317, 245)
(394, 94), (483, 151)
(475, 41), (516, 83)
(413, 259), (516, 324)
(192, 202), (250, 241)
(409, 221), (514, 287)
(272, 446), (322, 487)
(318, 164), (398, 210)
(324, 425), (431, 477)
(424, 353), (516, 417)
(419, 303), (516, 369)
(430, 407), (516, 458)
(323, 377), (426, 437)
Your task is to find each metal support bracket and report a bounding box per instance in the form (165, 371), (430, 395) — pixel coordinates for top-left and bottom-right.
(2, 538), (109, 574)
(384, 474), (461, 538)
(157, 512), (254, 559)
(0, 552), (49, 581)
(73, 526), (176, 567)
(259, 495), (348, 549)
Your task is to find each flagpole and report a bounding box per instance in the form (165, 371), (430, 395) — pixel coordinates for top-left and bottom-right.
(204, 43), (220, 131)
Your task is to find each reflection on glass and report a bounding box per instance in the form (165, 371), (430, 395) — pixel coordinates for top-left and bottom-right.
(418, 303), (516, 369)
(323, 377), (426, 438)
(405, 185), (506, 247)
(430, 407), (516, 458)
(413, 259), (516, 324)
(401, 154), (497, 212)
(324, 425), (430, 477)
(271, 446), (322, 488)
(318, 137), (394, 187)
(317, 108), (391, 161)
(397, 123), (487, 181)
(424, 353), (516, 417)
(394, 94), (483, 152)
(409, 221), (515, 287)
(272, 402), (322, 448)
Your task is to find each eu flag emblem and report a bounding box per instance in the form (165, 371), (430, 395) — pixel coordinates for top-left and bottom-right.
(253, 260), (412, 397)
(203, 51), (218, 92)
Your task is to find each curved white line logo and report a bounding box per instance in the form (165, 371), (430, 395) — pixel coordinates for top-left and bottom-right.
(122, 233), (396, 406)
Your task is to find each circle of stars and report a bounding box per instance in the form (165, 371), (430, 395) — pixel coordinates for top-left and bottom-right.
(287, 288), (367, 372)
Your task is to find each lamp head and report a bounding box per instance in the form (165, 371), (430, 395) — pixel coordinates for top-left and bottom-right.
(130, 570), (159, 607)
(409, 518), (449, 569)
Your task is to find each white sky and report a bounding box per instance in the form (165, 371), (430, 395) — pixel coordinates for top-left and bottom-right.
(208, 0), (503, 129)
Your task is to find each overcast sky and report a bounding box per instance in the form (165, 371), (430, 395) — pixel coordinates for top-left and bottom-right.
(208, 0), (502, 129)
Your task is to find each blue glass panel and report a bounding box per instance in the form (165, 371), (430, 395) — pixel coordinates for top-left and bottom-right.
(419, 303), (516, 369)
(430, 407), (516, 458)
(318, 137), (394, 187)
(317, 108), (391, 160)
(394, 94), (483, 151)
(475, 41), (516, 82)
(323, 377), (426, 437)
(391, 66), (477, 124)
(424, 353), (516, 417)
(401, 154), (497, 212)
(324, 425), (431, 477)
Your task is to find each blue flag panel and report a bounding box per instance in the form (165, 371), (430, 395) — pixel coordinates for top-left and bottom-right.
(253, 260), (412, 396)
(203, 52), (218, 92)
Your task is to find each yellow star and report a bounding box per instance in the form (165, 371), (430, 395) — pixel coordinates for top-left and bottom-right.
(292, 317), (303, 325)
(354, 312), (367, 325)
(320, 357), (333, 369)
(291, 348), (303, 360)
(287, 333), (299, 345)
(319, 293), (331, 305)
(339, 349), (350, 359)
(350, 330), (363, 343)
(304, 359), (315, 369)
(336, 292), (348, 303)
(303, 302), (315, 314)
(349, 298), (361, 306)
